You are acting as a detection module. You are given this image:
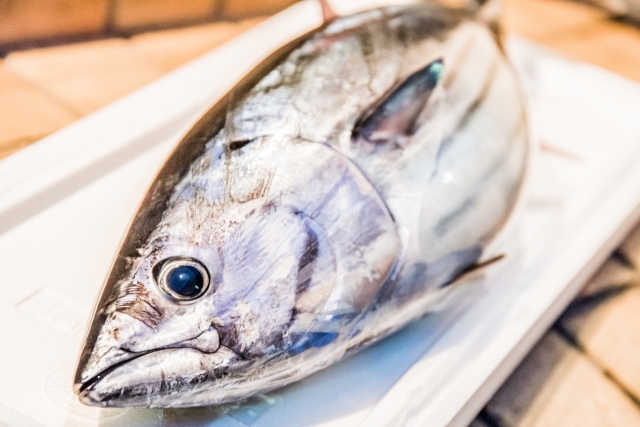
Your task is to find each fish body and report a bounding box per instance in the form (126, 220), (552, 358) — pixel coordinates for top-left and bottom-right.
(75, 2), (528, 408)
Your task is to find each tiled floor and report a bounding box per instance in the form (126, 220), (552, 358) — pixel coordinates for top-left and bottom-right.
(3, 0), (640, 425)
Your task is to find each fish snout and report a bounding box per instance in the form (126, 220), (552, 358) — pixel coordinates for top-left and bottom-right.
(78, 346), (243, 407)
(74, 318), (239, 406)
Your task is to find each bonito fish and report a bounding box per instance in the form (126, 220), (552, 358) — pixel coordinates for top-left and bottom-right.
(74, 0), (529, 408)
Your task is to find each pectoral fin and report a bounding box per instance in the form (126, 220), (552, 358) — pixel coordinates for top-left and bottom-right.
(352, 58), (443, 146)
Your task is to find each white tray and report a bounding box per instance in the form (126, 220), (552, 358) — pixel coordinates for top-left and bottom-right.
(2, 2), (640, 426)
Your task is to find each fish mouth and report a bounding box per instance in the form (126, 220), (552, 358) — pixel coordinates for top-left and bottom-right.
(76, 346), (244, 407)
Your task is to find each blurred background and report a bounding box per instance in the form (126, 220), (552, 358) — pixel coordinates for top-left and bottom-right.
(3, 1), (640, 426)
(3, 0), (640, 159)
(0, 0), (298, 53)
(1, 0), (640, 159)
(0, 0), (298, 159)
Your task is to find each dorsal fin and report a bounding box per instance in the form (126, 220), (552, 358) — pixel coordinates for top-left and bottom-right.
(352, 58), (444, 145)
(477, 0), (502, 37)
(320, 0), (338, 24)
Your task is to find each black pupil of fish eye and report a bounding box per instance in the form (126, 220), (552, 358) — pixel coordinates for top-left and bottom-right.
(166, 265), (205, 298)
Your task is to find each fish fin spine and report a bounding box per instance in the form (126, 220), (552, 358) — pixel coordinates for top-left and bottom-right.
(443, 253), (505, 286)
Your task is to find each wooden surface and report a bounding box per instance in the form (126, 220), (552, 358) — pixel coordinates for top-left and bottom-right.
(0, 0), (110, 48)
(0, 18), (261, 159)
(111, 0), (217, 31)
(503, 0), (640, 82)
(485, 331), (640, 427)
(476, 233), (640, 426)
(0, 0), (294, 51)
(0, 64), (77, 158)
(3, 0), (640, 425)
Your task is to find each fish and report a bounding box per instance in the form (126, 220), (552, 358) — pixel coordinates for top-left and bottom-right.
(74, 0), (529, 408)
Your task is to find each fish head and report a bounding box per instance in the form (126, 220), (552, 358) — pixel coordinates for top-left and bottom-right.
(74, 133), (400, 407)
(73, 50), (447, 408)
(72, 23), (451, 407)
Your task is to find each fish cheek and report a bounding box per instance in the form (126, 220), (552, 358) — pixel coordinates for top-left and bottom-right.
(217, 276), (298, 358)
(213, 209), (308, 358)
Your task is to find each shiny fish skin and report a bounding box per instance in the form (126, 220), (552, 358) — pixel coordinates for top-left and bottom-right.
(75, 3), (529, 408)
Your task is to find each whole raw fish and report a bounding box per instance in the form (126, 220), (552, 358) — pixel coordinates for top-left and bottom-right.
(74, 0), (529, 408)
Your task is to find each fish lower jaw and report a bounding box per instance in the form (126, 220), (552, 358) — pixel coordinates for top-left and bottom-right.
(76, 326), (224, 396)
(77, 346), (243, 408)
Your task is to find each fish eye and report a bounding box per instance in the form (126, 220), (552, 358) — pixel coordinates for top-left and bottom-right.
(154, 257), (210, 301)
